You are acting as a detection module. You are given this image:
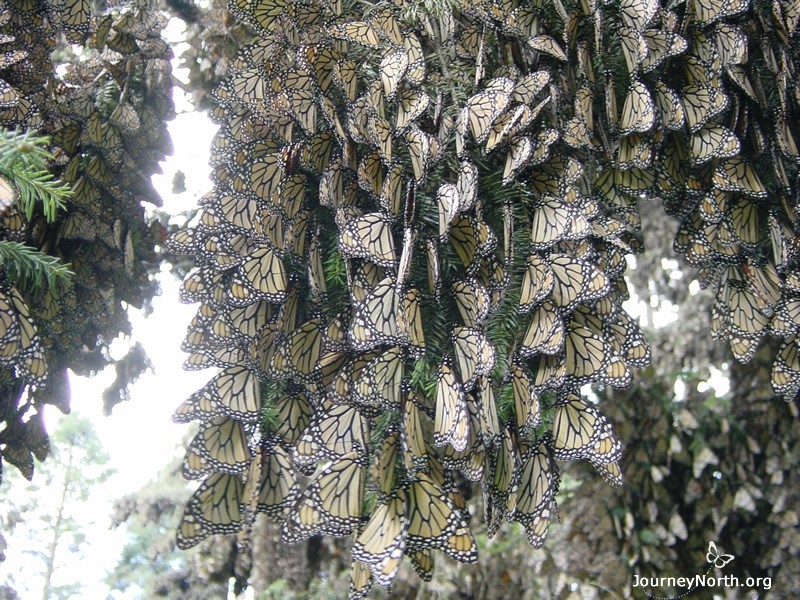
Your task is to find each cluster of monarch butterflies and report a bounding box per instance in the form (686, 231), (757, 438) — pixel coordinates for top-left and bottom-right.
(170, 0), (800, 595)
(0, 1), (174, 482)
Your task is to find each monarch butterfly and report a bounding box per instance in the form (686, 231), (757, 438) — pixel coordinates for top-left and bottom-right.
(529, 128), (560, 167)
(437, 397), (485, 481)
(486, 105), (533, 152)
(771, 297), (800, 336)
(713, 158), (767, 198)
(690, 0), (746, 25)
(329, 351), (381, 408)
(248, 151), (286, 201)
(403, 32), (426, 84)
(371, 430), (402, 496)
(408, 549), (435, 581)
(711, 24), (746, 66)
(318, 154), (348, 208)
(519, 254), (554, 313)
(552, 395), (622, 464)
(682, 84), (729, 133)
(299, 131), (335, 176)
(2, 439), (35, 481)
(268, 387), (313, 444)
(241, 442), (298, 518)
(352, 494), (409, 587)
(520, 301), (565, 357)
(348, 276), (411, 350)
(207, 365), (261, 422)
(405, 473), (478, 563)
(743, 259), (781, 313)
(689, 124), (740, 164)
(368, 7), (404, 44)
(228, 247), (288, 306)
(451, 327), (495, 390)
(502, 136), (533, 183)
(511, 363), (541, 430)
(270, 317), (329, 383)
(530, 194), (590, 250)
(653, 81), (685, 131)
(176, 472), (244, 549)
(464, 77), (514, 143)
(367, 115), (393, 165)
(454, 278), (491, 327)
(477, 377), (501, 445)
(395, 89), (429, 132)
(602, 310), (651, 368)
(513, 71), (551, 104)
(454, 161), (479, 213)
(641, 30), (688, 72)
(378, 162), (404, 217)
(437, 183), (461, 239)
(404, 125), (433, 182)
(330, 21), (382, 46)
(513, 435), (559, 548)
(725, 279), (769, 339)
(294, 401), (369, 471)
(303, 44), (341, 93)
(353, 347), (404, 410)
(455, 24), (481, 58)
(282, 451), (366, 541)
(620, 0), (658, 30)
(228, 66), (267, 107)
(548, 253), (610, 311)
(449, 215), (494, 269)
(338, 212), (396, 267)
(562, 320), (610, 385)
(725, 198), (759, 249)
(619, 81), (655, 135)
(183, 416), (252, 479)
(402, 389), (429, 473)
(527, 34), (567, 60)
(614, 166), (654, 196)
(379, 49), (408, 99)
(173, 388), (221, 424)
(485, 428), (518, 536)
(183, 344), (250, 372)
(283, 88), (316, 135)
(434, 356), (470, 452)
(617, 134), (653, 170)
(476, 255), (508, 308)
(334, 59), (358, 101)
(348, 558), (374, 599)
(619, 26), (647, 73)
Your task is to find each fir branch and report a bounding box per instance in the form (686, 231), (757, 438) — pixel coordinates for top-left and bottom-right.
(12, 169), (72, 222)
(0, 129), (72, 222)
(0, 241), (73, 289)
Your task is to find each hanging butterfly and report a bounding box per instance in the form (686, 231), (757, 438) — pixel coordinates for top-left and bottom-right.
(339, 212), (397, 267)
(513, 435), (560, 548)
(351, 494), (409, 588)
(434, 355), (470, 452)
(282, 452), (367, 541)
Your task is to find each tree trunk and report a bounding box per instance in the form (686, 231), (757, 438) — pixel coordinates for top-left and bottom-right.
(40, 447), (72, 600)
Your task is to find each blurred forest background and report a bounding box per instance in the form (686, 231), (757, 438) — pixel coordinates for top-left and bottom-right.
(0, 0), (798, 598)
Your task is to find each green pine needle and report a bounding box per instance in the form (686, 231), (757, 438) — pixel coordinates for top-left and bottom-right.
(0, 241), (73, 289)
(0, 128), (72, 222)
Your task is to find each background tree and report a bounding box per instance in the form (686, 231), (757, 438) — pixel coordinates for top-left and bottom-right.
(0, 0), (175, 485)
(0, 414), (114, 599)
